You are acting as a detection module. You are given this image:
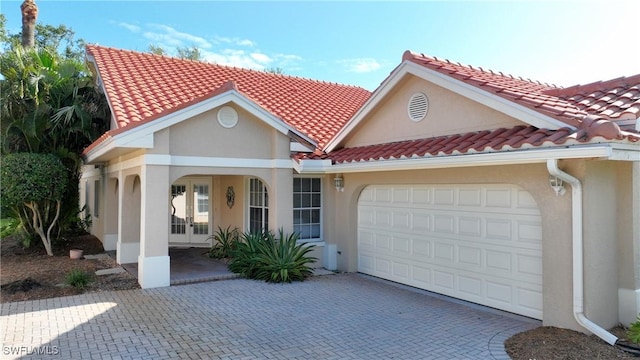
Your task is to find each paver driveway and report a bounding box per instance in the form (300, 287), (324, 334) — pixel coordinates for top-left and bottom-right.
(1, 274), (539, 359)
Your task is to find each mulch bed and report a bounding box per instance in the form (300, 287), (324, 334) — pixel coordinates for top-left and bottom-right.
(1, 234), (139, 303)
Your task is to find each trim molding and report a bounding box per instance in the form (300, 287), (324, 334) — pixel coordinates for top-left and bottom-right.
(298, 145), (615, 174)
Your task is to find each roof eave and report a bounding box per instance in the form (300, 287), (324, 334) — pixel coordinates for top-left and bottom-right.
(299, 144), (631, 174)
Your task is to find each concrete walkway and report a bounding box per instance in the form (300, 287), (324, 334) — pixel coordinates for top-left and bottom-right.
(1, 274), (539, 359)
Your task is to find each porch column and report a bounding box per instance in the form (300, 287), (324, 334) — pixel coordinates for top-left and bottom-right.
(102, 176), (119, 251)
(269, 168), (293, 234)
(138, 164), (171, 288)
(117, 172), (141, 264)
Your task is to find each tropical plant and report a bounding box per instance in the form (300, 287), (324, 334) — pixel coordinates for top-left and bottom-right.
(208, 225), (239, 259)
(253, 229), (316, 283)
(65, 269), (91, 289)
(228, 229), (317, 283)
(627, 314), (640, 344)
(0, 18), (110, 245)
(0, 153), (67, 255)
(228, 230), (270, 279)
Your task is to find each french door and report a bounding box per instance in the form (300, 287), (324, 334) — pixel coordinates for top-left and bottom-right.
(170, 177), (212, 245)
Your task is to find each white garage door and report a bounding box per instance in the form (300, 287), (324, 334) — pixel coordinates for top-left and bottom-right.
(358, 184), (542, 319)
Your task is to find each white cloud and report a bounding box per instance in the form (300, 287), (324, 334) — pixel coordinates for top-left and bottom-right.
(143, 24), (212, 50)
(213, 36), (255, 47)
(118, 22), (141, 33)
(338, 58), (382, 73)
(250, 52), (272, 64)
(202, 49), (270, 70)
(111, 22), (302, 72)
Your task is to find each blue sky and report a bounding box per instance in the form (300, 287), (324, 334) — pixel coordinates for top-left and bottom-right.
(2, 0), (638, 90)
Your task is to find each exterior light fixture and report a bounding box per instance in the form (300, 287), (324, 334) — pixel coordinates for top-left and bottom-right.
(334, 174), (344, 192)
(549, 175), (566, 196)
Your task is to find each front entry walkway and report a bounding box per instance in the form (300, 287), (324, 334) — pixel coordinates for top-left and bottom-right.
(120, 247), (238, 285)
(1, 274), (539, 359)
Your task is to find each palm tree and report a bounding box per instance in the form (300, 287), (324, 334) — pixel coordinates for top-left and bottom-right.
(20, 0), (38, 48)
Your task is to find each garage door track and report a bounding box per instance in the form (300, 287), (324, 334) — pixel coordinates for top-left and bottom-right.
(1, 273), (539, 359)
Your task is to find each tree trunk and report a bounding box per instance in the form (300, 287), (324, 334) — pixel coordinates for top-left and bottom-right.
(21, 0), (38, 48)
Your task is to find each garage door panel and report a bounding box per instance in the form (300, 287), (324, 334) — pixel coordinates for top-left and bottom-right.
(358, 184), (543, 319)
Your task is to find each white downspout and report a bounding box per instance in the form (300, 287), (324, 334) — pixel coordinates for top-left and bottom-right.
(547, 159), (618, 345)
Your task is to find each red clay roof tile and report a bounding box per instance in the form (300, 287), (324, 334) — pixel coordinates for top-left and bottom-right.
(296, 125), (639, 164)
(86, 45), (371, 148)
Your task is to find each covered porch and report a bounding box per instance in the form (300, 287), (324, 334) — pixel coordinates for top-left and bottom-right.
(99, 166), (293, 289)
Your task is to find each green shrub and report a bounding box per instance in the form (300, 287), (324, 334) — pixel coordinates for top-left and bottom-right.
(628, 314), (640, 343)
(228, 231), (270, 278)
(65, 269), (92, 289)
(253, 230), (316, 283)
(0, 218), (20, 238)
(228, 229), (317, 283)
(208, 226), (239, 259)
(0, 153), (67, 255)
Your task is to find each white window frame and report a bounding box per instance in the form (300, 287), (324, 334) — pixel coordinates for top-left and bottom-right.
(293, 176), (322, 242)
(247, 178), (269, 233)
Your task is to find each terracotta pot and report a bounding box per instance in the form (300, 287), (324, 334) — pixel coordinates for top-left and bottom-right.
(70, 249), (83, 259)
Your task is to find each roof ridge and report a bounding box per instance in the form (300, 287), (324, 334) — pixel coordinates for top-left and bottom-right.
(86, 44), (368, 91)
(543, 73), (640, 97)
(402, 50), (556, 88)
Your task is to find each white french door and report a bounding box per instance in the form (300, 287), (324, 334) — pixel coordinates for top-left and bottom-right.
(170, 177), (212, 245)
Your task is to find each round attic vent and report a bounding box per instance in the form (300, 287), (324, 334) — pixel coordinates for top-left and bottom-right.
(408, 92), (429, 122)
(217, 106), (239, 128)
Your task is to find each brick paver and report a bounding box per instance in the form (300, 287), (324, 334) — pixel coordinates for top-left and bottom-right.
(1, 274), (539, 359)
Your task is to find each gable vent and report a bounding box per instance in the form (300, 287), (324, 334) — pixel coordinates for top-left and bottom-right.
(218, 106), (239, 128)
(408, 92), (429, 122)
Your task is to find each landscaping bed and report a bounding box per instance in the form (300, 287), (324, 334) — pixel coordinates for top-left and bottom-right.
(1, 234), (139, 303)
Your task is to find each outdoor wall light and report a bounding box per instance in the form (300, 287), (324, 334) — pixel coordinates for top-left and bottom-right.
(334, 174), (344, 192)
(548, 175), (566, 196)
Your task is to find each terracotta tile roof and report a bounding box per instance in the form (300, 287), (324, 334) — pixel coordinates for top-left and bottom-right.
(299, 52), (639, 165)
(402, 51), (640, 129)
(86, 45), (371, 148)
(296, 124), (640, 164)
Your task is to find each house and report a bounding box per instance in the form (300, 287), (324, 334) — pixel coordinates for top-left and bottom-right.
(81, 45), (640, 341)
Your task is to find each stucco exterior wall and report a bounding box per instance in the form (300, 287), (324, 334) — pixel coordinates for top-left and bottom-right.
(582, 161), (619, 329)
(150, 105), (281, 159)
(325, 163), (581, 330)
(343, 76), (524, 148)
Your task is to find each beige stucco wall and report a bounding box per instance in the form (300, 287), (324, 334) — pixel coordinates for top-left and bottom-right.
(149, 105), (283, 159)
(343, 76), (524, 148)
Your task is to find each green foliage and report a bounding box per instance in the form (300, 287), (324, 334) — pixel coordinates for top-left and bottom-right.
(228, 229), (317, 283)
(208, 226), (239, 259)
(1, 19), (110, 243)
(0, 218), (18, 238)
(228, 231), (270, 279)
(627, 314), (640, 344)
(65, 269), (92, 289)
(1, 153), (67, 206)
(176, 45), (202, 61)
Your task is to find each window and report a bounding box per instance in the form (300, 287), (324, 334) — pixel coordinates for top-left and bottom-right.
(248, 178), (268, 233)
(293, 177), (321, 241)
(84, 180), (90, 218)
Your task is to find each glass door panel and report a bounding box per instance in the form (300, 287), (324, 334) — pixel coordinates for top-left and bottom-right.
(191, 183), (210, 242)
(169, 178), (212, 245)
(170, 184), (189, 243)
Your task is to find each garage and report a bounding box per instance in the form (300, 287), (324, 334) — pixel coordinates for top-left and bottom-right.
(357, 184), (543, 319)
